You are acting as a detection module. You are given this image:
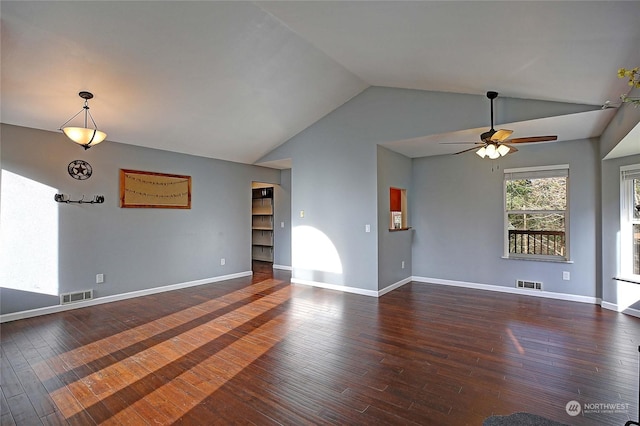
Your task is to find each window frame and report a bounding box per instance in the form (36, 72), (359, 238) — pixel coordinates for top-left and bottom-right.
(620, 164), (640, 280)
(503, 164), (570, 262)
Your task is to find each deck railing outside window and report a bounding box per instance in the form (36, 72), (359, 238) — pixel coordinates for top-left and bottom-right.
(508, 230), (565, 257)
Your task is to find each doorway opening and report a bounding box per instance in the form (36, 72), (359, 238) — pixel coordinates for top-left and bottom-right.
(252, 182), (274, 278)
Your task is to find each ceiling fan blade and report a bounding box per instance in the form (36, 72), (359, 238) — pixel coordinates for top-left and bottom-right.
(453, 146), (481, 155)
(439, 142), (484, 145)
(507, 136), (558, 144)
(491, 129), (513, 142)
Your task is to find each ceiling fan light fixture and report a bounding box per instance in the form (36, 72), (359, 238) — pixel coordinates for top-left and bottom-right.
(59, 91), (107, 150)
(497, 144), (510, 157)
(446, 91), (558, 158)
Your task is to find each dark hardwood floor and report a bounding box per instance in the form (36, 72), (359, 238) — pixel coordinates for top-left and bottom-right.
(1, 268), (639, 425)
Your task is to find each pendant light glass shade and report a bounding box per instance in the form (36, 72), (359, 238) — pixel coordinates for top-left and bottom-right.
(59, 91), (107, 150)
(497, 144), (511, 157)
(476, 146), (487, 158)
(485, 143), (497, 157)
(62, 127), (107, 147)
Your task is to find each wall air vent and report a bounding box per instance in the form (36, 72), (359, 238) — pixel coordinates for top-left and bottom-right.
(516, 280), (543, 291)
(60, 289), (93, 305)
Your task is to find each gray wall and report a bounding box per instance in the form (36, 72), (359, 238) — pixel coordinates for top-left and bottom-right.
(4, 85), (631, 315)
(411, 138), (600, 297)
(0, 124), (281, 314)
(258, 86), (601, 293)
(377, 146), (412, 290)
(599, 91), (640, 311)
(601, 153), (640, 309)
(273, 168), (292, 267)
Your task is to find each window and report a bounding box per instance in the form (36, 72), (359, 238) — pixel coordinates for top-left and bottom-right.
(504, 165), (569, 261)
(389, 187), (408, 230)
(621, 165), (640, 278)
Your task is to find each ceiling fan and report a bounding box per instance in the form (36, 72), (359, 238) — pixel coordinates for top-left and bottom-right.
(445, 91), (558, 159)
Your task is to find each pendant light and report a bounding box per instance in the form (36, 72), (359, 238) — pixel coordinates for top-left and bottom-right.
(59, 91), (107, 150)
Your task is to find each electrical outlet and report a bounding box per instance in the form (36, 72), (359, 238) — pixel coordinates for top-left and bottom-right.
(96, 274), (104, 284)
(365, 224), (371, 233)
(563, 271), (570, 281)
(221, 258), (226, 266)
(281, 221), (285, 228)
(401, 261), (405, 269)
(300, 210), (304, 218)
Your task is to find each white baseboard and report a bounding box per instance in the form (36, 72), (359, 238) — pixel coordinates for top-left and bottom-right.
(291, 278), (379, 297)
(601, 301), (640, 318)
(622, 307), (640, 318)
(379, 277), (412, 296)
(0, 271), (253, 323)
(7, 272), (635, 323)
(601, 301), (618, 311)
(412, 276), (602, 305)
(291, 276), (411, 298)
(272, 264), (292, 271)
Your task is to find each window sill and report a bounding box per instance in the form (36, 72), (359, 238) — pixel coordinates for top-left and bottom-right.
(501, 256), (574, 264)
(389, 227), (412, 232)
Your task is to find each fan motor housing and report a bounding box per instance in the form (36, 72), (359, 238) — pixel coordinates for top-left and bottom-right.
(480, 129), (495, 141)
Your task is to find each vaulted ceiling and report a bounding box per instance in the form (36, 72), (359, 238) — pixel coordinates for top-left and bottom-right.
(2, 1), (639, 165)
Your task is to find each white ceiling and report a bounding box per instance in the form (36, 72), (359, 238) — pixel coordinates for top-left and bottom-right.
(2, 1), (639, 165)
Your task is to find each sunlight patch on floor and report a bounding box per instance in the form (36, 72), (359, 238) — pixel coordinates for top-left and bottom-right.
(48, 280), (293, 422)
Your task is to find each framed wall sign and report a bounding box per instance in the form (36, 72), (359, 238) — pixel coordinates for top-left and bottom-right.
(120, 169), (191, 209)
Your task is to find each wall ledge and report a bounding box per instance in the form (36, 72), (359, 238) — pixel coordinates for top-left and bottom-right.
(0, 271), (253, 323)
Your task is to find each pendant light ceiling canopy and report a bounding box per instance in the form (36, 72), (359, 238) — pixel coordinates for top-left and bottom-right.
(59, 91), (107, 150)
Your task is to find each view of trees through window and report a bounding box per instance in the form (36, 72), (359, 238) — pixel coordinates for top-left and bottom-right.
(506, 176), (567, 257)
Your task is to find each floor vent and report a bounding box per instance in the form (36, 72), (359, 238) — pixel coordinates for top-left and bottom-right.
(516, 280), (543, 291)
(60, 289), (93, 305)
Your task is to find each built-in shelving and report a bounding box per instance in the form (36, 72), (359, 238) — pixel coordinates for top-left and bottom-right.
(252, 186), (274, 262)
